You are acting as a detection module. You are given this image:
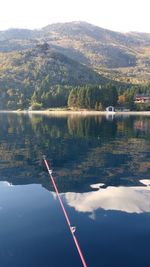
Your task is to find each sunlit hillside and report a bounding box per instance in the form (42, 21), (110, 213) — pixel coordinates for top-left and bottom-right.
(1, 22), (150, 83)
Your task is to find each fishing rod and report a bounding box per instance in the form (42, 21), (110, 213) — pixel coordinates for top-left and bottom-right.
(43, 155), (88, 267)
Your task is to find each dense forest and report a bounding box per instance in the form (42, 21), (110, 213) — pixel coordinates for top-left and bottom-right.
(68, 84), (118, 110)
(0, 44), (106, 110)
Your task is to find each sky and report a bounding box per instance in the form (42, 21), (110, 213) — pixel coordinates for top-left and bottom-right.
(0, 0), (150, 33)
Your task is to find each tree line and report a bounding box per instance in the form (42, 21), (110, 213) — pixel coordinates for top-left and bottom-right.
(1, 81), (150, 111)
(67, 84), (118, 110)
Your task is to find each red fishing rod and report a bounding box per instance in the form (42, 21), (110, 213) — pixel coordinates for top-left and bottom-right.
(43, 156), (87, 267)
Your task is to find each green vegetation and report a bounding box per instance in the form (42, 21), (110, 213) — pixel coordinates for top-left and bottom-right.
(1, 22), (150, 84)
(118, 84), (150, 110)
(68, 84), (118, 109)
(0, 22), (150, 110)
(0, 44), (106, 110)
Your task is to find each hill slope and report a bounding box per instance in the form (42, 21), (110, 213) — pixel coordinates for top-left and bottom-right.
(41, 22), (150, 83)
(1, 22), (150, 83)
(0, 44), (107, 109)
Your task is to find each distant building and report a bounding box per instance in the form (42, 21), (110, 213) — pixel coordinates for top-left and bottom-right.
(134, 94), (150, 104)
(28, 106), (32, 111)
(106, 106), (115, 112)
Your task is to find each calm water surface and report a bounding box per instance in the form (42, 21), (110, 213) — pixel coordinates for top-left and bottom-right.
(0, 113), (150, 267)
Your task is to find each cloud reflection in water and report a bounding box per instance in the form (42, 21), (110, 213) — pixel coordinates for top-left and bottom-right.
(61, 180), (150, 215)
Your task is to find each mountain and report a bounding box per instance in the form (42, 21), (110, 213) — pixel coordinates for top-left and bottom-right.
(1, 21), (150, 83)
(0, 44), (107, 109)
(40, 22), (150, 83)
(0, 28), (39, 52)
(42, 21), (138, 68)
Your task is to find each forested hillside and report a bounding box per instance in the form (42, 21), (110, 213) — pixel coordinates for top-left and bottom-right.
(1, 22), (150, 83)
(0, 44), (107, 109)
(0, 22), (150, 110)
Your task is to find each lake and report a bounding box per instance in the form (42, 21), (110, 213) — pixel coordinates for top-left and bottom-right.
(0, 113), (150, 267)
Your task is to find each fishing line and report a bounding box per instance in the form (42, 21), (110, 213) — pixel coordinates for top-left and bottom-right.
(43, 156), (87, 267)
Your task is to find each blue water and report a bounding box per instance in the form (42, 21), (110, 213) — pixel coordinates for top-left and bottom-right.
(0, 113), (150, 267)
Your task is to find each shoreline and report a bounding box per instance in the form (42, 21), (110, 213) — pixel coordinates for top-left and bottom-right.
(0, 109), (150, 116)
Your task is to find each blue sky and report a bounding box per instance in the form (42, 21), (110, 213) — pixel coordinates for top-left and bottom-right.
(0, 0), (150, 32)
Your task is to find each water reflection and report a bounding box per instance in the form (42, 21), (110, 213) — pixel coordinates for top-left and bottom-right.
(60, 180), (150, 215)
(0, 113), (150, 267)
(0, 181), (81, 267)
(0, 113), (150, 192)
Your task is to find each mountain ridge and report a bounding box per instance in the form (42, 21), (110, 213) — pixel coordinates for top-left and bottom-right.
(1, 21), (150, 83)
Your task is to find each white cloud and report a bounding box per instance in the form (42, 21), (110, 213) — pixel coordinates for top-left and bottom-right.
(59, 180), (150, 215)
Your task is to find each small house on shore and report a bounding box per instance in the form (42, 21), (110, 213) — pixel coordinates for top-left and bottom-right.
(134, 94), (150, 104)
(106, 106), (115, 112)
